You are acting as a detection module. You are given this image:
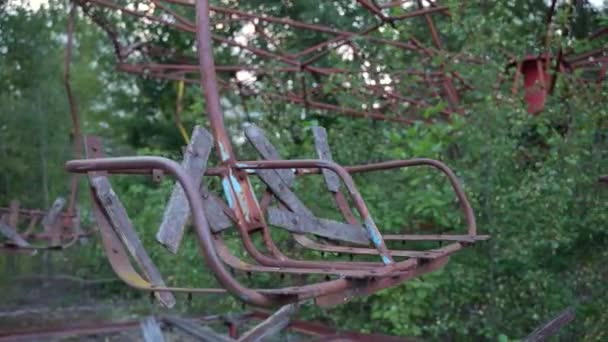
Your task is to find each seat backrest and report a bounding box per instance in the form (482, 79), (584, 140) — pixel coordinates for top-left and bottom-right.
(244, 125), (369, 245)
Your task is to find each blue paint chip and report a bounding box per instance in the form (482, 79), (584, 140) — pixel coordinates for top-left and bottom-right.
(221, 178), (235, 208)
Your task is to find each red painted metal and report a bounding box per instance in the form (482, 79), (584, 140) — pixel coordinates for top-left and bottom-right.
(512, 55), (551, 115)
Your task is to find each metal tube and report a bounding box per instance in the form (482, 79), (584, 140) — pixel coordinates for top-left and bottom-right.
(235, 159), (395, 265)
(66, 156), (274, 307)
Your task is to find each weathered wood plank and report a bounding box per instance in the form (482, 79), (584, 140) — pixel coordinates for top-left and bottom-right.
(238, 303), (298, 342)
(140, 316), (165, 342)
(91, 176), (176, 308)
(41, 198), (66, 228)
(523, 307), (575, 342)
(157, 126), (214, 253)
(244, 125), (295, 186)
(312, 126), (341, 192)
(0, 223), (30, 248)
(42, 197), (66, 246)
(256, 169), (314, 218)
(163, 315), (236, 342)
(267, 207), (368, 245)
(245, 125), (368, 244)
(201, 189), (233, 233)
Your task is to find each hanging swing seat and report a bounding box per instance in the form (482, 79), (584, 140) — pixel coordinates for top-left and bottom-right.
(0, 197), (88, 253)
(67, 124), (487, 308)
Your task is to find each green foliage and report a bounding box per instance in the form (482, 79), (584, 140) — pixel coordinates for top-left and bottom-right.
(2, 0), (608, 340)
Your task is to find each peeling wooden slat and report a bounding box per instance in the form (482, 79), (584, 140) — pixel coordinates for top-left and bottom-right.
(267, 207), (368, 245)
(244, 125), (295, 186)
(256, 169), (314, 218)
(201, 189), (233, 233)
(163, 316), (236, 342)
(238, 303), (298, 342)
(312, 127), (341, 192)
(246, 125), (367, 244)
(42, 197), (66, 246)
(91, 176), (176, 308)
(140, 316), (165, 342)
(157, 126), (213, 254)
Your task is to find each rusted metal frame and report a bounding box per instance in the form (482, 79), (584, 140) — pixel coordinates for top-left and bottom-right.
(291, 22), (383, 61)
(118, 62), (352, 78)
(150, 0), (196, 29)
(213, 237), (409, 277)
(0, 206), (75, 219)
(64, 2), (83, 217)
(356, 0), (389, 22)
(235, 159), (397, 265)
(315, 253), (449, 306)
(252, 21), (291, 59)
(376, 0), (411, 9)
(0, 197), (84, 251)
(248, 126), (449, 258)
(565, 46), (608, 65)
(70, 155), (409, 306)
(165, 0), (427, 54)
(90, 175), (178, 308)
(83, 136), (227, 298)
(338, 158), (477, 235)
(82, 0), (194, 33)
(217, 74), (417, 124)
(311, 126), (356, 224)
(257, 128), (475, 257)
(221, 1), (435, 60)
(247, 311), (415, 341)
(357, 0), (450, 22)
(0, 311), (413, 342)
(69, 155), (276, 306)
(417, 0), (442, 49)
(259, 91), (416, 124)
(249, 157), (479, 238)
(210, 192), (405, 272)
(362, 83), (452, 117)
(0, 319), (144, 341)
(237, 303), (297, 342)
(111, 62), (449, 125)
(245, 126), (363, 244)
(210, 35), (335, 77)
(70, 153), (425, 302)
(291, 232), (463, 259)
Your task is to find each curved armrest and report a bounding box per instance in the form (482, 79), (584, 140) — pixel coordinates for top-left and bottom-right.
(235, 159), (395, 265)
(344, 158), (477, 236)
(66, 156), (274, 307)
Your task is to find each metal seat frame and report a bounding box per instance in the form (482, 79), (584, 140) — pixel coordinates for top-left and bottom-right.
(66, 0), (488, 308)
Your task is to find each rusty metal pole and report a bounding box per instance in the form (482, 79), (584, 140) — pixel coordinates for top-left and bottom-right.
(64, 2), (83, 217)
(194, 0), (265, 229)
